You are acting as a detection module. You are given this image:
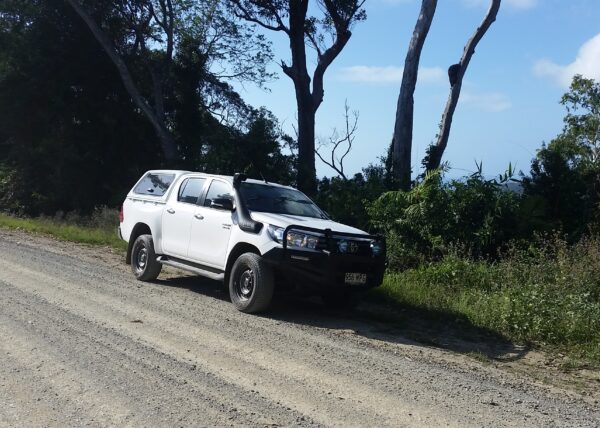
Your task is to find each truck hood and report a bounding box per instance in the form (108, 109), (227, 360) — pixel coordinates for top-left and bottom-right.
(249, 212), (367, 235)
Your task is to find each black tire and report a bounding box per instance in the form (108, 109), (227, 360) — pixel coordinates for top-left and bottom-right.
(229, 252), (274, 313)
(131, 234), (162, 281)
(322, 289), (357, 310)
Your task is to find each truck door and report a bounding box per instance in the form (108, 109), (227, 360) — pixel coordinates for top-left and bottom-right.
(162, 177), (207, 258)
(187, 179), (234, 269)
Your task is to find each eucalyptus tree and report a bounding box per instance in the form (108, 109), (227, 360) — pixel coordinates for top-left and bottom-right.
(423, 0), (501, 172)
(392, 0), (437, 191)
(229, 0), (366, 194)
(392, 0), (501, 188)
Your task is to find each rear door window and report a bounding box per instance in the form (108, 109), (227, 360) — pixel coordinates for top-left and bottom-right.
(177, 178), (206, 204)
(134, 173), (175, 197)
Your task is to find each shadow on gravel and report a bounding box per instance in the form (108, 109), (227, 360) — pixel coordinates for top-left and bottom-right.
(153, 275), (230, 302)
(269, 296), (529, 364)
(152, 274), (528, 364)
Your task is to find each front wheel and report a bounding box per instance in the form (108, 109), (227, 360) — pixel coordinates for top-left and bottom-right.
(229, 253), (274, 313)
(131, 234), (162, 281)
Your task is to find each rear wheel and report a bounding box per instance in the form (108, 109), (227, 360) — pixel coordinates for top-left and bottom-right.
(229, 253), (274, 313)
(131, 234), (162, 281)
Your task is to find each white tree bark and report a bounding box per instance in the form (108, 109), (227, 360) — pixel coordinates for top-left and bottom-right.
(392, 0), (438, 190)
(424, 0), (501, 172)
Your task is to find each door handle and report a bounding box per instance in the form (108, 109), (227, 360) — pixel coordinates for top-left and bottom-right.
(194, 214), (204, 220)
(166, 208), (175, 214)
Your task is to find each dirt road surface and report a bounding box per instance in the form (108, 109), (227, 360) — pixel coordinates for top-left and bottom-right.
(1, 229), (599, 427)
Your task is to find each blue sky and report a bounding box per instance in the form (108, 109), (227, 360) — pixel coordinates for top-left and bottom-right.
(233, 0), (600, 179)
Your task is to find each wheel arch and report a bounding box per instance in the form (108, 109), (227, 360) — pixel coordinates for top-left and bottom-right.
(225, 242), (261, 283)
(126, 222), (152, 264)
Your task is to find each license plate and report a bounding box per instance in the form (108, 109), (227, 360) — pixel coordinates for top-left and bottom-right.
(345, 273), (367, 285)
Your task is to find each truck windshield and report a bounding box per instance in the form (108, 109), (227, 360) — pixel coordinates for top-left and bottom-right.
(239, 183), (327, 219)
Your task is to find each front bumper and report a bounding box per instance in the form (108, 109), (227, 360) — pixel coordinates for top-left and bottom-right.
(262, 225), (385, 291)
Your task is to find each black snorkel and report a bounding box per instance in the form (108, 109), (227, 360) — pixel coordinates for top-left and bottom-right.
(232, 173), (263, 234)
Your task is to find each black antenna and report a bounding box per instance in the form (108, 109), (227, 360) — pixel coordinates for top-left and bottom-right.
(260, 171), (268, 184)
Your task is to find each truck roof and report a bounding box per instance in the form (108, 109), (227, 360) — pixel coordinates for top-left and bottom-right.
(145, 170), (294, 190)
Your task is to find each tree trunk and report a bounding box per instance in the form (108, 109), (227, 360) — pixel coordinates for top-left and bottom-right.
(392, 0), (438, 191)
(230, 0), (358, 194)
(296, 91), (317, 194)
(424, 0), (501, 172)
(286, 0), (317, 195)
(66, 0), (178, 162)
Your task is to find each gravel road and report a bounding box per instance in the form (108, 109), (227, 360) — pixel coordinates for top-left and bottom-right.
(1, 229), (599, 427)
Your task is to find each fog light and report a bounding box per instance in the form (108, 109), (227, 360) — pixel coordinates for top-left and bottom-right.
(371, 241), (382, 256)
(338, 240), (348, 253)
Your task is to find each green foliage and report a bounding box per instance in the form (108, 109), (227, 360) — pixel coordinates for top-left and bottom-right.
(372, 235), (600, 365)
(0, 1), (293, 215)
(368, 167), (523, 269)
(315, 162), (392, 231)
(522, 75), (600, 239)
(199, 110), (296, 186)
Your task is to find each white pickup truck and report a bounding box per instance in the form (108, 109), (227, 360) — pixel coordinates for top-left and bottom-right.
(118, 170), (385, 313)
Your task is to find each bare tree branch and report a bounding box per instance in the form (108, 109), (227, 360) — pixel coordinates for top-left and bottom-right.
(229, 0), (289, 33)
(424, 0), (501, 172)
(315, 101), (358, 180)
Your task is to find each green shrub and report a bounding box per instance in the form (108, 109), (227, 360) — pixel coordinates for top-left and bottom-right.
(315, 163), (391, 231)
(367, 168), (524, 270)
(373, 235), (600, 365)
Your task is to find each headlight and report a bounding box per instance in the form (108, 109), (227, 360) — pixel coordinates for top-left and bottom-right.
(287, 231), (320, 250)
(268, 225), (321, 250)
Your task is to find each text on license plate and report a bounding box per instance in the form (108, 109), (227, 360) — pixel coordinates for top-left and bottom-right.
(345, 273), (367, 285)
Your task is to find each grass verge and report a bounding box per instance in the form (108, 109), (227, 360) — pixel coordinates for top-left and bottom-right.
(0, 213), (126, 251)
(368, 237), (600, 368)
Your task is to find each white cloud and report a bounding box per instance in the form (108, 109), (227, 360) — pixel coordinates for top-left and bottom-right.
(533, 33), (600, 87)
(338, 65), (445, 84)
(463, 0), (537, 10)
(460, 91), (512, 112)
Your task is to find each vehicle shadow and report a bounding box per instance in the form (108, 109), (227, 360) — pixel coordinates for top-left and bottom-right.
(152, 273), (529, 364)
(268, 296), (530, 363)
(152, 274), (230, 302)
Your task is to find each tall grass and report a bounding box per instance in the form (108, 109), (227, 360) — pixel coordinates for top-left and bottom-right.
(0, 207), (126, 250)
(372, 235), (600, 365)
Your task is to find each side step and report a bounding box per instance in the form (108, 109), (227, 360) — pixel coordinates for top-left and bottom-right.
(157, 256), (225, 281)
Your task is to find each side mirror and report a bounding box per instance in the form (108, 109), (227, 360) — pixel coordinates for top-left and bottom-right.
(210, 198), (234, 211)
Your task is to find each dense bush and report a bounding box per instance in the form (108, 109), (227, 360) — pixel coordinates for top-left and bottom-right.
(367, 168), (525, 270)
(522, 76), (600, 240)
(314, 163), (392, 231)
